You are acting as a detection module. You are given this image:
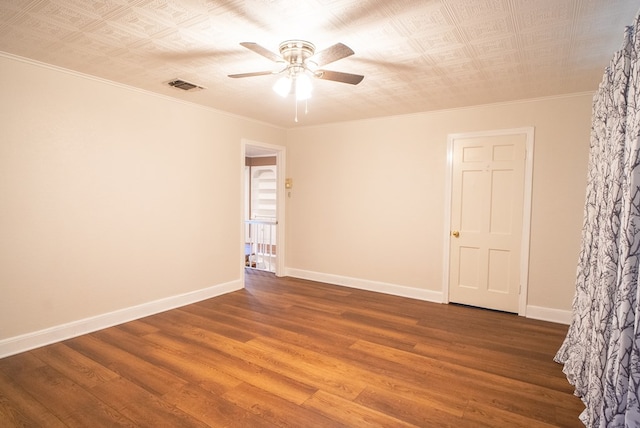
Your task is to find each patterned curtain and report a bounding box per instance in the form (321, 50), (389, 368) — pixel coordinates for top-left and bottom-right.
(555, 11), (640, 428)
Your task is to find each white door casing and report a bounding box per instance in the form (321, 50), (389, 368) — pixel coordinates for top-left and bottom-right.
(443, 128), (534, 315)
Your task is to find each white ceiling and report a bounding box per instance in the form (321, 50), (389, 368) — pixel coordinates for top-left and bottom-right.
(0, 0), (637, 128)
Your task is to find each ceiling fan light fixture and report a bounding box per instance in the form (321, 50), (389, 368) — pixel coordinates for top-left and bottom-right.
(231, 39), (362, 120)
(273, 75), (292, 97)
(295, 73), (312, 101)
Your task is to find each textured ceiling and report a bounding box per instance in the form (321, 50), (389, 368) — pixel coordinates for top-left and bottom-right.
(0, 0), (637, 128)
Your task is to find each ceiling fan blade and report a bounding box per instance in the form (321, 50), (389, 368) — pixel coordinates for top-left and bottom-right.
(310, 43), (354, 67)
(239, 42), (283, 63)
(316, 70), (364, 85)
(228, 70), (275, 78)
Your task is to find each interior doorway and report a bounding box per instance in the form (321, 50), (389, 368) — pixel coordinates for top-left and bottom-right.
(242, 140), (286, 277)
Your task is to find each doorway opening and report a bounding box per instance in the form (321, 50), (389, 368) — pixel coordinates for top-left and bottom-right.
(242, 140), (286, 277)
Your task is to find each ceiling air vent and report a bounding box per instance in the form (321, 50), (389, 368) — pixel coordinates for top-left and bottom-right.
(167, 79), (205, 91)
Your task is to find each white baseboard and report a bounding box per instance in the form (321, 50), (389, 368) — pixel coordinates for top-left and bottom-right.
(285, 268), (573, 325)
(525, 305), (572, 325)
(284, 268), (445, 303)
(0, 279), (243, 359)
(1, 274), (571, 359)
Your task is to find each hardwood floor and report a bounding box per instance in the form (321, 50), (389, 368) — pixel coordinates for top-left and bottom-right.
(0, 269), (584, 427)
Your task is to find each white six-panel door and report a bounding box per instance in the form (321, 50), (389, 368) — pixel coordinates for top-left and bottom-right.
(448, 132), (528, 313)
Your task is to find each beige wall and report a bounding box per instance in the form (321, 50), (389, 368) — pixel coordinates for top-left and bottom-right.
(284, 94), (592, 313)
(0, 54), (285, 340)
(0, 51), (591, 346)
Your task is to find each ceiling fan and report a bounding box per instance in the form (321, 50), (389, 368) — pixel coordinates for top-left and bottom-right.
(228, 40), (364, 101)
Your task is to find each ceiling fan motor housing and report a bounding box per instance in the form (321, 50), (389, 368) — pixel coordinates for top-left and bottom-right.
(279, 40), (316, 75)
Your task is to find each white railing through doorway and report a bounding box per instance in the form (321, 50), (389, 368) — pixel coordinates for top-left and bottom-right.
(245, 219), (277, 272)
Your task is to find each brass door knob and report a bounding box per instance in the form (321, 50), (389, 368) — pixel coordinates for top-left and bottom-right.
(451, 230), (460, 238)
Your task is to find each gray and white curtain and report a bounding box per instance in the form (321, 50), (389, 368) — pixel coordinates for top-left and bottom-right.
(555, 11), (640, 428)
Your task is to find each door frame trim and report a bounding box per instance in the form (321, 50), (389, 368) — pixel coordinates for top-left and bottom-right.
(241, 139), (286, 278)
(441, 127), (535, 316)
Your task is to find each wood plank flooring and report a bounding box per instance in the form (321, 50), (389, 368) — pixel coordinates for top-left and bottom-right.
(0, 269), (584, 427)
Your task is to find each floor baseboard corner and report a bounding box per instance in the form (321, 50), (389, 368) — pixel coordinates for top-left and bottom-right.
(0, 279), (242, 359)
